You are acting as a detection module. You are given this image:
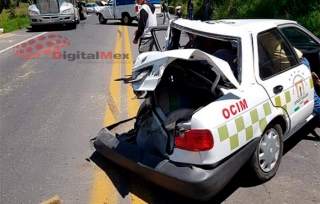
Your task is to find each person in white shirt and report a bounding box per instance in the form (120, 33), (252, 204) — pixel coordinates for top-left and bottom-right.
(133, 0), (157, 53)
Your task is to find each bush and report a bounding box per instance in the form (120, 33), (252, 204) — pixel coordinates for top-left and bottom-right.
(167, 0), (320, 38)
(0, 2), (29, 33)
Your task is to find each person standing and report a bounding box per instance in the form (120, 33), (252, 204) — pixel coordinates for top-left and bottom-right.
(204, 0), (212, 21)
(162, 0), (170, 24)
(133, 0), (157, 53)
(295, 48), (320, 120)
(187, 0), (194, 20)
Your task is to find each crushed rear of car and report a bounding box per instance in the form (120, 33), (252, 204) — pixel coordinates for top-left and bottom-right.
(91, 20), (259, 201)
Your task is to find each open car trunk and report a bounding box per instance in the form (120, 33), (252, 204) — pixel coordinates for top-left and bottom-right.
(94, 49), (241, 159)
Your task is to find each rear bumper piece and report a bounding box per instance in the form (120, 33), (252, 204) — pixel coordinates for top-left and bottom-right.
(93, 127), (259, 201)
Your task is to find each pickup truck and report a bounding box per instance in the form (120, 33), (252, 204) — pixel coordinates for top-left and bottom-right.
(95, 0), (137, 25)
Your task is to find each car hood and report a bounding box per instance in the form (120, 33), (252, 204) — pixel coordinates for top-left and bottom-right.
(131, 49), (242, 91)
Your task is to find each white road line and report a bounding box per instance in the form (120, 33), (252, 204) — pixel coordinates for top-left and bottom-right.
(0, 32), (47, 54)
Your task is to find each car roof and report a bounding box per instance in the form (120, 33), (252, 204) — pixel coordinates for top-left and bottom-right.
(172, 19), (298, 38)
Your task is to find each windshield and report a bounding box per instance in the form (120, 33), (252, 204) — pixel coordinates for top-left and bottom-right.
(58, 0), (72, 5)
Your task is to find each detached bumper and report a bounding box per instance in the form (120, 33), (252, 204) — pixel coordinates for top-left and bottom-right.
(29, 14), (75, 25)
(93, 127), (259, 201)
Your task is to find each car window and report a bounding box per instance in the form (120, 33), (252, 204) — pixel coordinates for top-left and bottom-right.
(165, 27), (241, 81)
(281, 27), (316, 45)
(258, 28), (298, 80)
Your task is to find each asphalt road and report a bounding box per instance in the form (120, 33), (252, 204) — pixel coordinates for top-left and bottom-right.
(0, 15), (319, 204)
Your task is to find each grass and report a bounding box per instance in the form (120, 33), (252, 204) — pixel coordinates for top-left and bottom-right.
(0, 3), (30, 33)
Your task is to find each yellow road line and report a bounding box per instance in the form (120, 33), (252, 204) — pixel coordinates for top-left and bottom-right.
(90, 26), (123, 204)
(123, 26), (154, 204)
(41, 195), (60, 204)
(123, 26), (140, 118)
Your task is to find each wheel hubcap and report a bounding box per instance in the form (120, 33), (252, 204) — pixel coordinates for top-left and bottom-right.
(99, 15), (103, 22)
(258, 128), (280, 172)
(124, 16), (129, 23)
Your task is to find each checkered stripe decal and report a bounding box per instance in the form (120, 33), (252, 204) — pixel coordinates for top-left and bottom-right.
(218, 102), (272, 150)
(309, 77), (314, 89)
(273, 77), (314, 115)
(274, 90), (291, 116)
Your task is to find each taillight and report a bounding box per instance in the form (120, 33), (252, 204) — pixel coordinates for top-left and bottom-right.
(135, 5), (139, 13)
(174, 129), (214, 151)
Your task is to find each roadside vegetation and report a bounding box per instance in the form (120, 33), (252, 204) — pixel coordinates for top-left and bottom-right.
(0, 0), (319, 37)
(169, 0), (320, 37)
(0, 1), (29, 33)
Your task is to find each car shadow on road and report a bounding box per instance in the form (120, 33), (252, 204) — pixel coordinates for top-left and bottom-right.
(25, 25), (76, 33)
(92, 21), (138, 27)
(87, 117), (319, 204)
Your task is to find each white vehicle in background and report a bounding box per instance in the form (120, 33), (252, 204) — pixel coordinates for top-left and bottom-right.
(28, 0), (88, 30)
(95, 0), (137, 25)
(86, 3), (98, 13)
(93, 0), (108, 13)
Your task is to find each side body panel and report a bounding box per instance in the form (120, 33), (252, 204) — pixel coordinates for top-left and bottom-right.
(169, 85), (283, 165)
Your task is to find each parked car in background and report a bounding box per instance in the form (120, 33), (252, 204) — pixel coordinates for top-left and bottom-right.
(93, 18), (320, 201)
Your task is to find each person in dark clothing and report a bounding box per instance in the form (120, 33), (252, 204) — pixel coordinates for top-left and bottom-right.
(133, 0), (157, 53)
(204, 0), (212, 20)
(187, 0), (194, 20)
(213, 49), (238, 77)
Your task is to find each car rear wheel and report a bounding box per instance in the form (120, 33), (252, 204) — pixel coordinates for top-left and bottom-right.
(98, 14), (107, 24)
(250, 123), (283, 181)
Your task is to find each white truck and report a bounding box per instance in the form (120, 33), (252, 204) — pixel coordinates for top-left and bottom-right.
(95, 0), (137, 25)
(28, 0), (88, 30)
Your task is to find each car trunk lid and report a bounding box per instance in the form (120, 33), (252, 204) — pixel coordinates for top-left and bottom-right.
(131, 49), (242, 92)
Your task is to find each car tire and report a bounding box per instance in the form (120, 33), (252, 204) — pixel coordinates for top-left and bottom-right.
(121, 13), (131, 25)
(250, 123), (284, 182)
(98, 14), (107, 24)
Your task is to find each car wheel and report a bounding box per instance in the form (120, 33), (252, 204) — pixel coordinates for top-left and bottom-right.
(250, 123), (283, 181)
(121, 13), (130, 25)
(98, 14), (107, 24)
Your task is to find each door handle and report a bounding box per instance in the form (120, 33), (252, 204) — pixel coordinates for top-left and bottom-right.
(273, 85), (283, 94)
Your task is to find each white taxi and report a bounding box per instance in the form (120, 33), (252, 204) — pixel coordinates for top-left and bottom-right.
(92, 19), (320, 200)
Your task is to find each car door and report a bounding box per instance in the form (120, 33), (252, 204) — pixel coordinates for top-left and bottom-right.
(254, 28), (314, 138)
(279, 24), (320, 81)
(101, 0), (114, 19)
(150, 25), (170, 51)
